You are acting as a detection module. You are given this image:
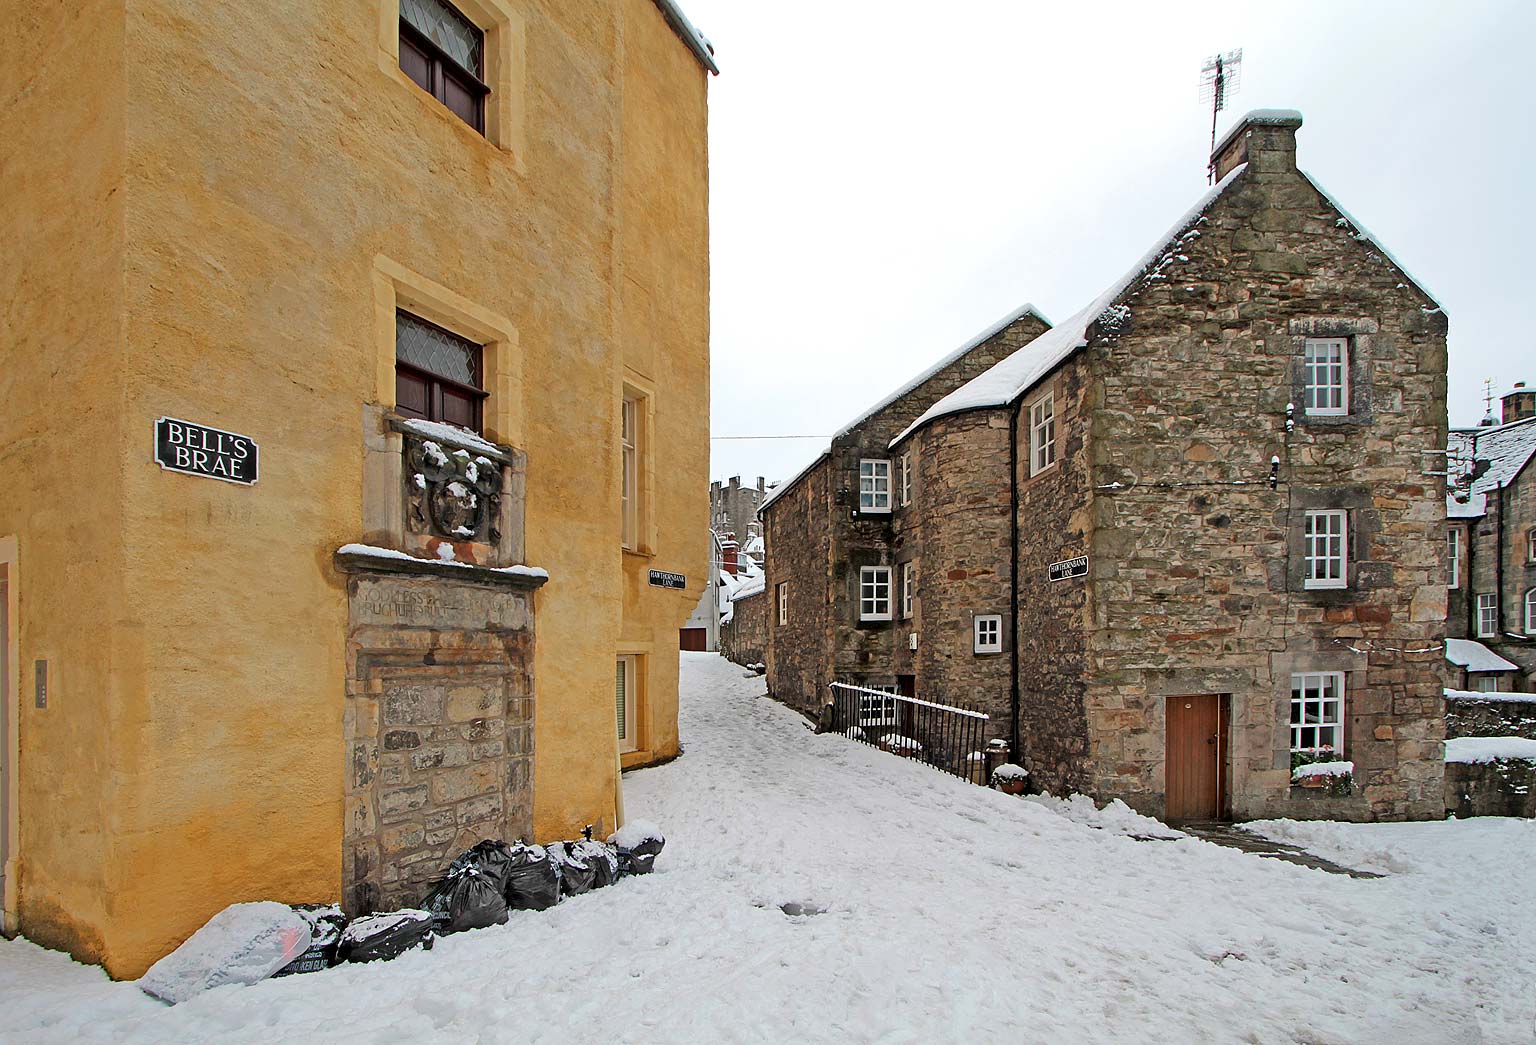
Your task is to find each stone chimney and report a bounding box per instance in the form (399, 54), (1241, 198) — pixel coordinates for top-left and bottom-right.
(1503, 381), (1535, 424)
(721, 533), (739, 576)
(1211, 109), (1302, 182)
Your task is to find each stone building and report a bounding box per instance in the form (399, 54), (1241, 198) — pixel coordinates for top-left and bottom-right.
(1445, 384), (1536, 689)
(711, 476), (768, 552)
(1, 0), (714, 976)
(763, 109), (1448, 823)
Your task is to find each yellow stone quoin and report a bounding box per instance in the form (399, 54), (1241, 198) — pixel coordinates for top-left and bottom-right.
(0, 0), (711, 977)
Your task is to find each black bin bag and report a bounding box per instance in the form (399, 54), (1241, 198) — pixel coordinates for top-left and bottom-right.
(423, 864), (510, 935)
(503, 842), (561, 911)
(547, 841), (596, 897)
(337, 910), (435, 963)
(573, 839), (620, 889)
(271, 904), (347, 977)
(608, 822), (666, 876)
(450, 840), (516, 895)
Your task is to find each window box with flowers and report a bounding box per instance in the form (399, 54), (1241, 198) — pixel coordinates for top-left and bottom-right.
(1291, 750), (1354, 796)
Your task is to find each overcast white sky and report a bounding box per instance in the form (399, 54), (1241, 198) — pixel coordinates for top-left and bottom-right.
(693, 0), (1535, 485)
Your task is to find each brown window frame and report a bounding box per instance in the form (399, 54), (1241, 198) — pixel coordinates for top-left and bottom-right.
(398, 10), (490, 134)
(395, 310), (488, 434)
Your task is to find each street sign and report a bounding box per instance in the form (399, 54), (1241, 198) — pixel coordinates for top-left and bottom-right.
(154, 417), (259, 485)
(1048, 555), (1088, 582)
(648, 570), (686, 590)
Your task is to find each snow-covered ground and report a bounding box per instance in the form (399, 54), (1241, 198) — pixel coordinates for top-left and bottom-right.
(3, 652), (1534, 1043)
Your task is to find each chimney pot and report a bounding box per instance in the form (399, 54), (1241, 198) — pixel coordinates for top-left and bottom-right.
(1211, 108), (1302, 182)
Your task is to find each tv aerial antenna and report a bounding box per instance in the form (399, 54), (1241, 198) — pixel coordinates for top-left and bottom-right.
(1199, 48), (1243, 182)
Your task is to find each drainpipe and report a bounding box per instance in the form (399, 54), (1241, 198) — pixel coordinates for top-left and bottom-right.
(1497, 484), (1506, 636)
(1008, 402), (1022, 759)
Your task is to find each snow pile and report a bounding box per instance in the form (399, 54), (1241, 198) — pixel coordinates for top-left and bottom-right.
(1291, 759), (1353, 779)
(990, 763), (1028, 782)
(1444, 736), (1536, 763)
(397, 418), (503, 456)
(609, 819), (664, 850)
(880, 734), (922, 752)
(1242, 820), (1417, 877)
(1444, 688), (1536, 704)
(137, 902), (310, 1005)
(1443, 638), (1519, 673)
(1022, 793), (1185, 841)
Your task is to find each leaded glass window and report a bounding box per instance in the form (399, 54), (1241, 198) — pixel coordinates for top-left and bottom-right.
(395, 310), (487, 432)
(399, 0), (489, 133)
(401, 0), (483, 74)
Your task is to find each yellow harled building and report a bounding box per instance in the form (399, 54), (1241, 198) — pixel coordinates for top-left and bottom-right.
(0, 0), (713, 976)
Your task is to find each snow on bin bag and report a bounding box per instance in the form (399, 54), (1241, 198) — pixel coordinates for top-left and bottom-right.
(423, 862), (509, 935)
(338, 909), (435, 963)
(271, 903), (347, 978)
(503, 842), (561, 911)
(138, 901), (311, 1004)
(547, 841), (596, 896)
(573, 839), (620, 888)
(608, 820), (666, 876)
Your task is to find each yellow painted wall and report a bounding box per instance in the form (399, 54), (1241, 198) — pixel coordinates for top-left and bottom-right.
(1, 0), (708, 977)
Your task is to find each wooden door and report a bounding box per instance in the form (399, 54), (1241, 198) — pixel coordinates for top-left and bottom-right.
(1165, 695), (1227, 820)
(679, 627), (707, 652)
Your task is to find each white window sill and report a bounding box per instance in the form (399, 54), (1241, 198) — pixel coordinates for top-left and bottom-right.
(860, 614), (894, 623)
(860, 506), (893, 515)
(1303, 580), (1347, 590)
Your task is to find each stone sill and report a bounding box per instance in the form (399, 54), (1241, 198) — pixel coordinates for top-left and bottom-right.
(335, 546), (548, 592)
(386, 414), (519, 465)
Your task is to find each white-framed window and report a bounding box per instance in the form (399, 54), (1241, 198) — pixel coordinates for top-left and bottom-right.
(901, 561), (914, 619)
(858, 686), (900, 728)
(620, 391), (644, 550)
(1475, 676), (1499, 694)
(859, 566), (893, 621)
(1525, 588), (1536, 635)
(973, 614), (1002, 654)
(1303, 338), (1349, 416)
(1447, 528), (1460, 588)
(1029, 392), (1056, 475)
(1528, 529), (1536, 563)
(615, 654), (640, 754)
(1477, 594), (1498, 638)
(899, 452), (912, 506)
(777, 581), (789, 626)
(1290, 672), (1344, 755)
(1303, 510), (1347, 589)
(859, 459), (892, 513)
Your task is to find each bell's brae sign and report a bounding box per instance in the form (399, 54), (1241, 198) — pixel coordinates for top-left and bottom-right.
(154, 417), (259, 485)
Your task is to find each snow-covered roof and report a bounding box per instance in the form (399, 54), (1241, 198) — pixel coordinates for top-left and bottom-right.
(1451, 416), (1536, 496)
(729, 575), (765, 601)
(1444, 638), (1519, 673)
(650, 0), (718, 74)
(892, 164), (1248, 446)
(759, 449), (828, 514)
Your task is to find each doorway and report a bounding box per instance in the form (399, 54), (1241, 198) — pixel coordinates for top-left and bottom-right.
(1165, 694), (1229, 820)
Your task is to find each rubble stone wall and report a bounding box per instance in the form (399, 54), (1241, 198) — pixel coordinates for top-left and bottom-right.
(344, 573), (535, 914)
(1445, 695), (1536, 739)
(720, 589), (768, 667)
(764, 460), (832, 720)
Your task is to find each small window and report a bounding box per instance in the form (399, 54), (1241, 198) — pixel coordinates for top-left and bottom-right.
(615, 655), (640, 754)
(899, 453), (912, 506)
(777, 581), (789, 626)
(1477, 594), (1498, 638)
(858, 686), (900, 728)
(1447, 528), (1460, 589)
(1029, 393), (1056, 475)
(621, 394), (640, 550)
(974, 614), (1002, 654)
(860, 566), (892, 621)
(1525, 588), (1536, 635)
(1475, 676), (1499, 694)
(1303, 510), (1347, 589)
(1303, 338), (1349, 416)
(1528, 529), (1536, 564)
(901, 561), (914, 620)
(399, 0), (490, 133)
(859, 460), (892, 513)
(1290, 672), (1344, 755)
(395, 310), (487, 432)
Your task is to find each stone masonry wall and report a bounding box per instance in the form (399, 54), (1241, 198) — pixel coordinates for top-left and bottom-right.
(1445, 695), (1536, 739)
(764, 459), (832, 720)
(721, 589), (769, 667)
(344, 573), (535, 914)
(889, 412), (1014, 736)
(1082, 121), (1447, 821)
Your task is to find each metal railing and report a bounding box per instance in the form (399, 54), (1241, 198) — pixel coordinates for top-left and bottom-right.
(826, 682), (991, 784)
